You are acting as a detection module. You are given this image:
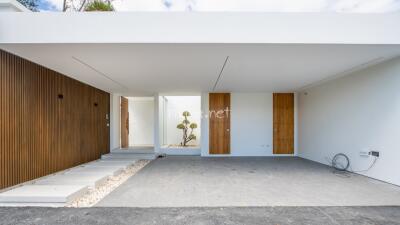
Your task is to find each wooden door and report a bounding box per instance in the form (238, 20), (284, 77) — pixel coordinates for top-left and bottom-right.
(121, 96), (129, 148)
(209, 93), (230, 154)
(273, 93), (294, 154)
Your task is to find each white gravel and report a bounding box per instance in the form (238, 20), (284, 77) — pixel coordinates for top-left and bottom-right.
(67, 160), (150, 208)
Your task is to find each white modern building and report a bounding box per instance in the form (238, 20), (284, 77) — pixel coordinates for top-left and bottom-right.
(0, 12), (400, 213)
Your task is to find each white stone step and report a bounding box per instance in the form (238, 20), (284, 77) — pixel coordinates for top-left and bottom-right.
(0, 185), (88, 207)
(101, 153), (156, 160)
(86, 160), (136, 169)
(65, 166), (124, 176)
(99, 158), (139, 162)
(112, 147), (154, 154)
(33, 173), (109, 189)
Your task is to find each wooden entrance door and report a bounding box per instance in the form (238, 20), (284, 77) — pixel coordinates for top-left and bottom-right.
(121, 96), (129, 148)
(273, 93), (294, 154)
(209, 93), (231, 154)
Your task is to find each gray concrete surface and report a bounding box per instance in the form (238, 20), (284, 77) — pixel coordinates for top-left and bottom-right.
(97, 156), (400, 207)
(0, 206), (399, 225)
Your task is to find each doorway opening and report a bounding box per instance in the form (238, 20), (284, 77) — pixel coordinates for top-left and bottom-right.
(120, 96), (155, 150)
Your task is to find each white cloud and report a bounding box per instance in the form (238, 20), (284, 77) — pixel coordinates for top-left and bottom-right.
(40, 0), (400, 12)
(112, 0), (166, 11)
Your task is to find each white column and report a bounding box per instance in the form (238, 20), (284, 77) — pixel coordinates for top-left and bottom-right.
(153, 93), (161, 153)
(109, 93), (121, 151)
(200, 92), (209, 156)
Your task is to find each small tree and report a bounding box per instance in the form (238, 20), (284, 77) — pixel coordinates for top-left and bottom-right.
(84, 0), (114, 11)
(177, 111), (197, 147)
(62, 0), (114, 12)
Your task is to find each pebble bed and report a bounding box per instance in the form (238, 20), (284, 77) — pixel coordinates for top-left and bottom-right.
(67, 160), (150, 208)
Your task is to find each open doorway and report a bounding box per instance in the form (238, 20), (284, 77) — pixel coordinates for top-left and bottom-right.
(120, 96), (154, 150)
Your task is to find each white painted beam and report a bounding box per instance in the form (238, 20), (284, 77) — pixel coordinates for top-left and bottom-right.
(1, 12), (400, 44)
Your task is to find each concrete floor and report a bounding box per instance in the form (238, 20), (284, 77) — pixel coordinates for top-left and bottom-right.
(1, 206), (400, 225)
(97, 156), (400, 207)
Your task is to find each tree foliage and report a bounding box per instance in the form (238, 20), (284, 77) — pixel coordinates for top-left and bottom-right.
(63, 0), (114, 12)
(84, 0), (114, 11)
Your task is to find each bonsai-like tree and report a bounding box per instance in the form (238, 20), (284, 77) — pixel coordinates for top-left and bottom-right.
(177, 111), (197, 147)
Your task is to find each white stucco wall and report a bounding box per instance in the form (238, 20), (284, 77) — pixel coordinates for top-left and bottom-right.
(298, 57), (400, 186)
(230, 93), (273, 156)
(128, 97), (154, 146)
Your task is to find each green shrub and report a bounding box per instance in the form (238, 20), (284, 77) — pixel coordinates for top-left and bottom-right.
(84, 1), (114, 11)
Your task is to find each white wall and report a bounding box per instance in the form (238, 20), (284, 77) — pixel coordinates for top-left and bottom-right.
(128, 97), (154, 146)
(164, 96), (201, 146)
(231, 93), (273, 156)
(0, 6), (16, 12)
(201, 92), (297, 156)
(110, 93), (121, 150)
(298, 57), (400, 186)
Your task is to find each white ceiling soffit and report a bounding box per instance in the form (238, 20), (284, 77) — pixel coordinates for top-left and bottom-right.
(1, 44), (400, 95)
(1, 13), (400, 44)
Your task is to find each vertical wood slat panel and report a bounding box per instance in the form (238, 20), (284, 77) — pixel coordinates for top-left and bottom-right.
(0, 49), (110, 190)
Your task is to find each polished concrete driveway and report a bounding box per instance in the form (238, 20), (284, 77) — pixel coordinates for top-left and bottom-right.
(97, 156), (400, 207)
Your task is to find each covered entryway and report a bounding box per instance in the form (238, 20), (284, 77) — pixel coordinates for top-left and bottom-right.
(120, 96), (155, 150)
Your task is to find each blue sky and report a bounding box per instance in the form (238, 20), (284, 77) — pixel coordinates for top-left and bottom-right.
(37, 0), (400, 12)
(37, 0), (59, 11)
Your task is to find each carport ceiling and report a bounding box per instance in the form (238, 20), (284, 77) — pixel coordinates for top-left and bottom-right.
(1, 44), (400, 95)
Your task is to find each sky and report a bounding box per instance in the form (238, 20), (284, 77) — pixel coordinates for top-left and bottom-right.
(37, 0), (400, 12)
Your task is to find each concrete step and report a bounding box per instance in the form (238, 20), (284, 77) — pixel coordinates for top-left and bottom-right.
(101, 153), (157, 160)
(112, 147), (154, 154)
(0, 185), (88, 207)
(86, 160), (136, 169)
(65, 166), (124, 176)
(99, 158), (139, 162)
(33, 173), (109, 189)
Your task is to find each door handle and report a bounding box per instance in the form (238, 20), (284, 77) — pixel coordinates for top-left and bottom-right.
(226, 129), (230, 132)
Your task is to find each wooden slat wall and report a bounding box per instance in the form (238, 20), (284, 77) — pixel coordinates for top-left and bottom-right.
(0, 50), (110, 189)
